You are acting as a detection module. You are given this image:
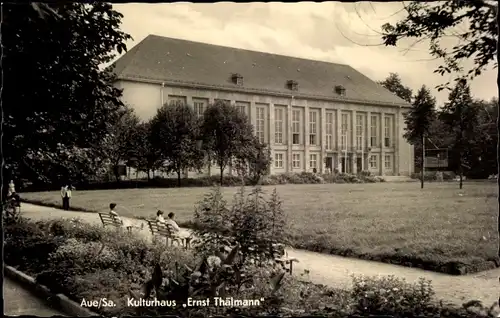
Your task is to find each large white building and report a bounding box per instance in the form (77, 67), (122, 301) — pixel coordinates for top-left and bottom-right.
(112, 35), (414, 176)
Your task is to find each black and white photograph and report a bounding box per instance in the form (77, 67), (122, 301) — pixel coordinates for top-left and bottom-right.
(3, 1), (499, 317)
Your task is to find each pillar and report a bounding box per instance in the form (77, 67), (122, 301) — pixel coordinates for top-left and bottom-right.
(336, 109), (342, 171)
(380, 112), (386, 176)
(269, 103), (275, 174)
(320, 107), (327, 173)
(304, 105), (310, 172)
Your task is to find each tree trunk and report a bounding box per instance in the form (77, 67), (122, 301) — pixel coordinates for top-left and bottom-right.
(496, 9), (500, 260)
(113, 164), (120, 183)
(421, 135), (425, 189)
(459, 159), (463, 190)
(147, 169), (151, 181)
(220, 166), (224, 185)
(177, 170), (181, 187)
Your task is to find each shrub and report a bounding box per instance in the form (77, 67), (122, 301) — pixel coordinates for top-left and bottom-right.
(4, 219), (68, 274)
(193, 186), (287, 266)
(351, 275), (435, 316)
(130, 245), (287, 317)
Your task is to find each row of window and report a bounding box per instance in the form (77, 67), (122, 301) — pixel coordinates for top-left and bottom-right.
(274, 153), (319, 170)
(274, 153), (393, 170)
(369, 154), (393, 169)
(172, 96), (395, 148)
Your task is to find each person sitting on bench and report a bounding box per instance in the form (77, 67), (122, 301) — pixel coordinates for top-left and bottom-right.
(109, 203), (134, 232)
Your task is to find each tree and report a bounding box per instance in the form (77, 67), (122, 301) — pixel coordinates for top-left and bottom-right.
(461, 98), (498, 178)
(378, 73), (413, 103)
(439, 79), (478, 189)
(97, 108), (140, 182)
(201, 101), (256, 185)
(404, 85), (436, 188)
(3, 3), (131, 185)
(150, 102), (203, 187)
(381, 1), (497, 90)
(234, 137), (272, 185)
(129, 121), (164, 181)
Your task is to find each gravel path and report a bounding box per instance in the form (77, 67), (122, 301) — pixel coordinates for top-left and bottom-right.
(18, 203), (500, 307)
(3, 276), (66, 316)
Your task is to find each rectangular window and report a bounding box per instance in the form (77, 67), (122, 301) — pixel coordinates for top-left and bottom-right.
(292, 109), (301, 145)
(356, 114), (364, 150)
(274, 153), (284, 169)
(256, 107), (266, 144)
(275, 108), (284, 144)
(309, 111), (318, 145)
(384, 155), (392, 169)
(235, 101), (250, 117)
(309, 154), (318, 170)
(193, 98), (208, 118)
(168, 95), (187, 105)
(326, 112), (334, 150)
(369, 155), (378, 169)
(341, 113), (348, 150)
(384, 116), (391, 148)
(370, 115), (378, 147)
(292, 153), (301, 169)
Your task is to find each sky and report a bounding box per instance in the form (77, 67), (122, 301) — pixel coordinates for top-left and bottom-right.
(113, 2), (497, 106)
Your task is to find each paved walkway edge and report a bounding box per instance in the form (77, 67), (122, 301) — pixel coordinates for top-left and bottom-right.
(4, 265), (100, 317)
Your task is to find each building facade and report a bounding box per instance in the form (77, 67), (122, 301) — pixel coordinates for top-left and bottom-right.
(112, 35), (414, 176)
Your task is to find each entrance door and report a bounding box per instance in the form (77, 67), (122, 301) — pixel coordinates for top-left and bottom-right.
(356, 158), (362, 173)
(325, 157), (333, 173)
(340, 158), (346, 173)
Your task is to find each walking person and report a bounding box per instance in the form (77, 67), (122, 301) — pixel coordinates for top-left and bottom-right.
(60, 184), (72, 210)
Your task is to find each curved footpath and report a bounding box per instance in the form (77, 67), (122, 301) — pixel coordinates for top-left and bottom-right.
(14, 203), (500, 308)
(4, 276), (66, 316)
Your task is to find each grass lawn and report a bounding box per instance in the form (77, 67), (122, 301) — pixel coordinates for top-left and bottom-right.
(21, 182), (498, 274)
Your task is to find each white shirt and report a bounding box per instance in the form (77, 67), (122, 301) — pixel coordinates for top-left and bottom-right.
(156, 215), (165, 224)
(61, 187), (72, 198)
(165, 218), (181, 232)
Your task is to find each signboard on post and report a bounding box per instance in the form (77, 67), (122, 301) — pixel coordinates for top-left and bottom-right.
(424, 149), (448, 169)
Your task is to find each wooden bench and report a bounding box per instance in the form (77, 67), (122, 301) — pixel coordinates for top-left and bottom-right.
(272, 243), (298, 275)
(147, 220), (191, 249)
(98, 213), (132, 233)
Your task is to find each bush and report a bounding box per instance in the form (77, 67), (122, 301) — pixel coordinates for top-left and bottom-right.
(351, 275), (435, 315)
(4, 216), (494, 317)
(193, 186), (287, 266)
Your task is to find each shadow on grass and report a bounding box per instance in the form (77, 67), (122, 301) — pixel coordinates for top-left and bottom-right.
(21, 198), (499, 276)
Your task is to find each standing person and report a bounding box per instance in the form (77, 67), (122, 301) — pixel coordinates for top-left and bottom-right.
(7, 180), (16, 198)
(60, 184), (72, 210)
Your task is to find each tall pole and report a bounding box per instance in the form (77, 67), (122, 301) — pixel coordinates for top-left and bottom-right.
(421, 135), (425, 189)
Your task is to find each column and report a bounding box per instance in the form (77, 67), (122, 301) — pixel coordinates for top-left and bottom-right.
(336, 109), (342, 171)
(320, 107), (327, 173)
(395, 110), (400, 175)
(250, 101), (257, 130)
(304, 106), (310, 172)
(287, 102), (293, 173)
(351, 110), (357, 173)
(380, 112), (386, 176)
(269, 103), (275, 175)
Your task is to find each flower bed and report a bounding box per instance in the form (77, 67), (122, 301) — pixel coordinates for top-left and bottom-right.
(4, 217), (493, 317)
